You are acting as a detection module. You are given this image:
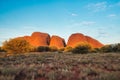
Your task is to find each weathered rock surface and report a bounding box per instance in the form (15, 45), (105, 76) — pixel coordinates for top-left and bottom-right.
(85, 36), (103, 48)
(67, 33), (87, 47)
(24, 32), (50, 47)
(67, 33), (104, 48)
(20, 32), (104, 48)
(50, 35), (66, 49)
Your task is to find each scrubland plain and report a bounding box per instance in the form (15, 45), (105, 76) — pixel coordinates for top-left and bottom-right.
(0, 52), (120, 80)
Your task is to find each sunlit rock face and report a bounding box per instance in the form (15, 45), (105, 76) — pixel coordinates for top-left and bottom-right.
(67, 33), (104, 48)
(24, 36), (32, 43)
(24, 32), (50, 47)
(50, 35), (66, 49)
(67, 33), (87, 47)
(85, 36), (104, 48)
(22, 32), (103, 48)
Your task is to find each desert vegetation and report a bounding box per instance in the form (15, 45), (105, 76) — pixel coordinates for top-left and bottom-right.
(0, 53), (120, 80)
(2, 38), (33, 54)
(1, 38), (120, 54)
(0, 38), (120, 80)
(72, 42), (92, 54)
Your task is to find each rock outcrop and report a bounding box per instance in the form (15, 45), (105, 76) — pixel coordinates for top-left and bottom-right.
(20, 32), (104, 48)
(50, 35), (66, 49)
(24, 32), (50, 47)
(67, 33), (87, 47)
(85, 36), (103, 48)
(67, 33), (103, 48)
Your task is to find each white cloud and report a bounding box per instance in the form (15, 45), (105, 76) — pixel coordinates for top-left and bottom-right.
(86, 2), (107, 12)
(71, 13), (78, 16)
(72, 21), (95, 27)
(108, 14), (116, 17)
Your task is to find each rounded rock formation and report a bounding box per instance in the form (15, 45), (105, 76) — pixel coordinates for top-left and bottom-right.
(50, 35), (66, 49)
(67, 33), (103, 48)
(24, 32), (50, 47)
(67, 33), (87, 47)
(85, 36), (103, 48)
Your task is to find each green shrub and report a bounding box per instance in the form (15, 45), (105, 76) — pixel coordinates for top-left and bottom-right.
(100, 45), (113, 53)
(91, 48), (100, 53)
(36, 46), (50, 52)
(113, 43), (120, 52)
(100, 43), (120, 53)
(2, 38), (32, 54)
(72, 43), (91, 54)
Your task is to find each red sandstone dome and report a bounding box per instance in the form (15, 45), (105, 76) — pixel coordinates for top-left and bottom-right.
(50, 35), (66, 49)
(67, 33), (104, 48)
(21, 32), (103, 48)
(85, 36), (103, 48)
(24, 32), (50, 47)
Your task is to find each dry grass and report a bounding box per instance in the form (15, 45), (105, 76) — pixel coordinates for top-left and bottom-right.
(0, 52), (120, 80)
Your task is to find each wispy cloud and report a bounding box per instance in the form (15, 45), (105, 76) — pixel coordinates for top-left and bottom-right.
(71, 13), (78, 16)
(72, 21), (95, 27)
(96, 28), (108, 38)
(108, 14), (116, 17)
(86, 2), (107, 12)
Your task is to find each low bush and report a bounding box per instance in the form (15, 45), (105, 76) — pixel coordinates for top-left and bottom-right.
(2, 38), (32, 54)
(100, 43), (120, 53)
(64, 46), (73, 52)
(0, 47), (6, 52)
(72, 43), (92, 54)
(49, 46), (58, 52)
(36, 46), (50, 52)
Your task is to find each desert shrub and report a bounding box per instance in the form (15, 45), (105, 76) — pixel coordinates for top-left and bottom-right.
(49, 46), (58, 52)
(100, 43), (120, 53)
(36, 46), (50, 52)
(64, 46), (73, 52)
(91, 48), (100, 53)
(57, 47), (65, 53)
(0, 47), (6, 52)
(2, 38), (32, 54)
(59, 47), (65, 51)
(113, 43), (120, 52)
(100, 45), (113, 53)
(72, 43), (91, 54)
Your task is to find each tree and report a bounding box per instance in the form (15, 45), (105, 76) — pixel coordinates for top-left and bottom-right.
(2, 38), (32, 54)
(72, 42), (91, 54)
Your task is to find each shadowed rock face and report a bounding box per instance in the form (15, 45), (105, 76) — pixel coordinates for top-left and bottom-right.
(24, 32), (50, 47)
(50, 35), (66, 49)
(67, 33), (104, 48)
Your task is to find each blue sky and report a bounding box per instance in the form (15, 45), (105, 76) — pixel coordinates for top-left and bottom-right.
(0, 0), (120, 45)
